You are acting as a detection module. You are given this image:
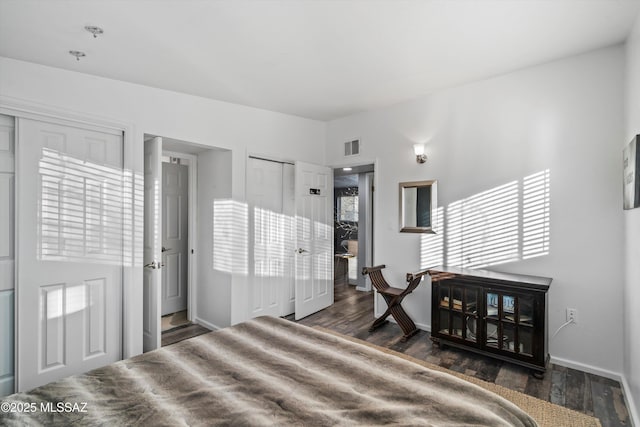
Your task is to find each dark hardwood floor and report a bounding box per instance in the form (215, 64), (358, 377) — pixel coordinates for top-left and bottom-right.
(164, 279), (631, 427)
(162, 323), (210, 347)
(290, 280), (631, 427)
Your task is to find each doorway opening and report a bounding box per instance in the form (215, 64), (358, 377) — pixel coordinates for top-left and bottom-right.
(333, 164), (374, 292)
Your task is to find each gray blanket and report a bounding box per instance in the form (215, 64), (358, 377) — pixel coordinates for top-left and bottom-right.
(0, 316), (537, 426)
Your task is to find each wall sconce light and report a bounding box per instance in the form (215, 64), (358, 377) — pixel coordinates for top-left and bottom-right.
(413, 144), (427, 164)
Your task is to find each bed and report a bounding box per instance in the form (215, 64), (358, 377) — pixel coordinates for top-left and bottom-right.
(0, 316), (536, 426)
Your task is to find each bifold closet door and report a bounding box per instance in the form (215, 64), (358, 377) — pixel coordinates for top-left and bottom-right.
(247, 158), (291, 318)
(16, 117), (124, 391)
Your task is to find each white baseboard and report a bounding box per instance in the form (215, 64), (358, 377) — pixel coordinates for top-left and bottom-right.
(374, 315), (431, 333)
(549, 356), (621, 381)
(193, 317), (221, 331)
(415, 321), (431, 332)
(621, 376), (639, 427)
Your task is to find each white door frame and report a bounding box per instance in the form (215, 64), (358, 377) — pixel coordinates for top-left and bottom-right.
(0, 96), (140, 364)
(162, 150), (198, 322)
(357, 171), (375, 292)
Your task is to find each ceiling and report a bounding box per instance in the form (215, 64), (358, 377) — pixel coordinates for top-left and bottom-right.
(334, 164), (374, 187)
(1, 0), (639, 121)
(334, 174), (358, 189)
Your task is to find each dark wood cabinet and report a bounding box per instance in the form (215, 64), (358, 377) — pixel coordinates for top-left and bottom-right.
(428, 266), (551, 376)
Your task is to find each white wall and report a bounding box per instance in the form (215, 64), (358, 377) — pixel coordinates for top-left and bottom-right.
(196, 149), (232, 330)
(0, 56), (326, 354)
(624, 12), (640, 420)
(327, 46), (625, 375)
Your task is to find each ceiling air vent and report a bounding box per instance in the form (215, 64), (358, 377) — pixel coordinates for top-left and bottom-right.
(344, 139), (360, 156)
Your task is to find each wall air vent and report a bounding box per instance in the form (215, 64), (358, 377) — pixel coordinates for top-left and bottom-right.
(344, 139), (360, 156)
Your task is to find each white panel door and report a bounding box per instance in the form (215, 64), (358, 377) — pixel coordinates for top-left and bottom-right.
(247, 158), (285, 318)
(143, 137), (162, 352)
(17, 117), (123, 391)
(161, 162), (188, 316)
(294, 161), (333, 320)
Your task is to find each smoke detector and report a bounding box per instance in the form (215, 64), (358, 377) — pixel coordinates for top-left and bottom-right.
(84, 26), (104, 38)
(69, 50), (86, 61)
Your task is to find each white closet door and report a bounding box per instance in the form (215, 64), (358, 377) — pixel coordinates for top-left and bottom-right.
(16, 117), (123, 391)
(247, 158), (286, 318)
(0, 114), (15, 396)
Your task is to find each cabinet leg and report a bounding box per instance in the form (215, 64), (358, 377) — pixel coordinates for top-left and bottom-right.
(433, 340), (447, 350)
(531, 370), (545, 379)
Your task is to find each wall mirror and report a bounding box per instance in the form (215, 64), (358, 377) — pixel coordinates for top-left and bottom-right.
(399, 180), (437, 233)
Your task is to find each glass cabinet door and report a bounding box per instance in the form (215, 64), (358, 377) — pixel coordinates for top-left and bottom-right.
(463, 287), (478, 343)
(437, 285), (451, 335)
(485, 291), (535, 357)
(437, 283), (479, 345)
(485, 292), (500, 349)
(517, 295), (535, 356)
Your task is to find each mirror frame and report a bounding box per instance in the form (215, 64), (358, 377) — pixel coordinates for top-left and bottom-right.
(399, 180), (437, 234)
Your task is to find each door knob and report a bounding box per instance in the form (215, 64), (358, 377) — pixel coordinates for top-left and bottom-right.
(296, 248), (309, 254)
(144, 261), (158, 269)
(161, 247), (171, 252)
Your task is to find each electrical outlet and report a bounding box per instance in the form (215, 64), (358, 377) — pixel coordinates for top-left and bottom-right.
(566, 308), (578, 324)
